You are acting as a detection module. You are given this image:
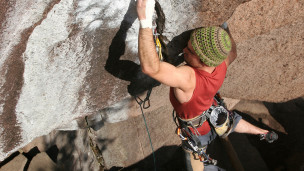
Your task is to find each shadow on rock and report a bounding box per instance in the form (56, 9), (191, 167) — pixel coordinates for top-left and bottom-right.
(106, 145), (186, 171)
(45, 128), (113, 170)
(165, 29), (192, 66)
(263, 97), (304, 171)
(105, 0), (160, 96)
(236, 97), (304, 171)
(105, 140), (232, 171)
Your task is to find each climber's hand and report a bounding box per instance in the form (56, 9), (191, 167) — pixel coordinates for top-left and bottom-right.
(259, 131), (278, 143)
(136, 0), (146, 20)
(136, 0), (155, 28)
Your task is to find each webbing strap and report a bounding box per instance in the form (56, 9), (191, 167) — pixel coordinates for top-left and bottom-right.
(178, 112), (207, 129)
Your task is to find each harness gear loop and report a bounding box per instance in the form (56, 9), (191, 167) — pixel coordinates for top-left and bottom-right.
(173, 109), (217, 165)
(177, 127), (188, 141)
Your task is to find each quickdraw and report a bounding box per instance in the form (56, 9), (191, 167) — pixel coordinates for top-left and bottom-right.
(153, 24), (163, 61)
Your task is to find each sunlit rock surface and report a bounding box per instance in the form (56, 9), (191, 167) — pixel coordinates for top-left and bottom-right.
(0, 0), (303, 168)
(221, 0), (304, 102)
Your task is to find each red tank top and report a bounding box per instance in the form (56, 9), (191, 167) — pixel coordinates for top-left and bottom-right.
(170, 62), (227, 135)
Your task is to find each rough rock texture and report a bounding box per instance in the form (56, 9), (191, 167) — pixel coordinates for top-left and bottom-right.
(221, 0), (304, 102)
(28, 152), (58, 171)
(0, 154), (27, 171)
(0, 0), (303, 168)
(2, 97), (303, 170)
(231, 100), (286, 133)
(159, 0), (251, 42)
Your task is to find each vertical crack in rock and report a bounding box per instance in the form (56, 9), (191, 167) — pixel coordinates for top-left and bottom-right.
(0, 0), (61, 153)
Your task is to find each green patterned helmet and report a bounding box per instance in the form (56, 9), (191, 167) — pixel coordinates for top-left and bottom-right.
(190, 26), (231, 67)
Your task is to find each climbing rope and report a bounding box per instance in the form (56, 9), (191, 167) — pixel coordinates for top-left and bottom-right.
(134, 88), (157, 171)
(131, 10), (163, 170)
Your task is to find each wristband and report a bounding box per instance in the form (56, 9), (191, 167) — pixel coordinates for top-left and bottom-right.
(139, 0), (155, 28)
(139, 19), (152, 28)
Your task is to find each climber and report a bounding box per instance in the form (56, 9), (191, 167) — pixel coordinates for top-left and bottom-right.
(136, 0), (277, 170)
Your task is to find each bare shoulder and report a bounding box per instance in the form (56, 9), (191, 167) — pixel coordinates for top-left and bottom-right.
(173, 64), (196, 94)
(151, 62), (195, 91)
(172, 65), (196, 103)
(177, 64), (195, 75)
(173, 64), (196, 85)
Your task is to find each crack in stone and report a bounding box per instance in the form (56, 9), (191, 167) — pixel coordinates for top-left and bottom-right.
(0, 0), (62, 153)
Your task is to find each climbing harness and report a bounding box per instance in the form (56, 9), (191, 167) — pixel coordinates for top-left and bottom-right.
(173, 92), (237, 165)
(173, 109), (218, 165)
(175, 117), (218, 165)
(134, 88), (157, 171)
(174, 91), (279, 166)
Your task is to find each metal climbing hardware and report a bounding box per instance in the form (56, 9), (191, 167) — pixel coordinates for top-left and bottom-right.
(177, 127), (188, 141)
(173, 110), (218, 165)
(214, 92), (226, 107)
(173, 92), (237, 165)
(152, 23), (163, 61)
(134, 88), (152, 109)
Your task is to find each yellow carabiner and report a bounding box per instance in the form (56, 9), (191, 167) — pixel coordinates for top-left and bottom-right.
(156, 37), (163, 61)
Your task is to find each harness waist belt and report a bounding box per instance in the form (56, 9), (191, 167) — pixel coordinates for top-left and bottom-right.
(178, 111), (208, 128)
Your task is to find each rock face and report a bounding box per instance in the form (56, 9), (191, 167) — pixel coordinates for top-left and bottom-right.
(0, 0), (303, 168)
(221, 0), (304, 102)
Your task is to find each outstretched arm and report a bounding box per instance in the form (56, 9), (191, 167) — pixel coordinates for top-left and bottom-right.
(138, 27), (160, 76)
(136, 0), (194, 92)
(224, 26), (237, 66)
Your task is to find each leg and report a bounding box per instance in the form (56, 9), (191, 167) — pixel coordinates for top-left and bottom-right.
(234, 119), (268, 135)
(230, 113), (278, 143)
(184, 150), (204, 171)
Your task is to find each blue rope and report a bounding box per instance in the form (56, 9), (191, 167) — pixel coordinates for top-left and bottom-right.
(139, 104), (157, 171)
(134, 89), (157, 171)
